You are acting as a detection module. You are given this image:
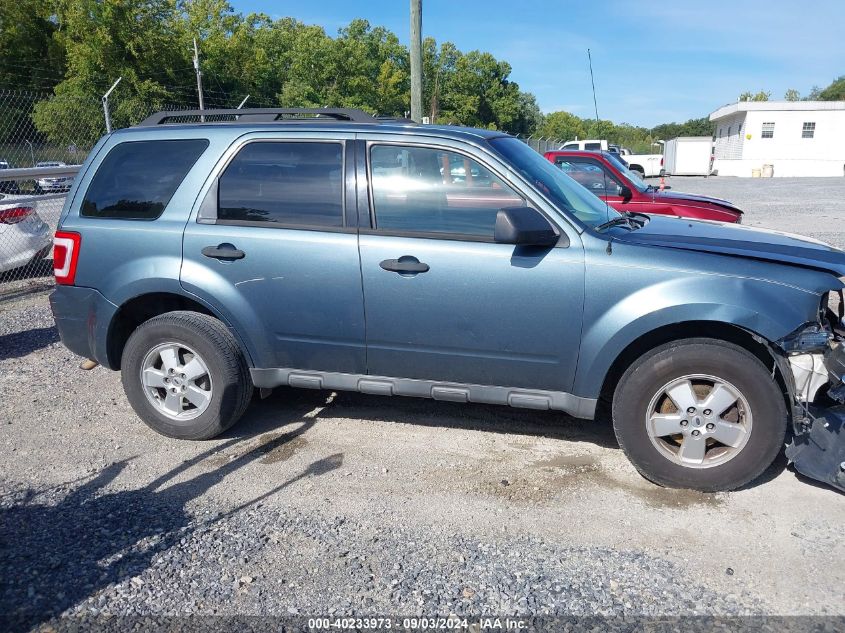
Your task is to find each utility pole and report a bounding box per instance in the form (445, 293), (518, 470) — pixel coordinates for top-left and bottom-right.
(193, 38), (205, 121)
(410, 0), (423, 123)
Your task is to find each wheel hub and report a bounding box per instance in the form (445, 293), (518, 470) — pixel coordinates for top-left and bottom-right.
(645, 374), (753, 469)
(140, 342), (213, 422)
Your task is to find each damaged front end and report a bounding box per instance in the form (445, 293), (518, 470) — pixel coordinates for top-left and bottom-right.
(782, 288), (845, 492)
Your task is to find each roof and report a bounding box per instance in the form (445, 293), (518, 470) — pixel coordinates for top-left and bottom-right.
(126, 108), (507, 142)
(709, 100), (845, 121)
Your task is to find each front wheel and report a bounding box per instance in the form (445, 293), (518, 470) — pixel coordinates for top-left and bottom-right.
(121, 311), (253, 439)
(612, 338), (787, 492)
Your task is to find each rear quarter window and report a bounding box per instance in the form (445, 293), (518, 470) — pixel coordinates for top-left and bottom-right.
(81, 139), (209, 219)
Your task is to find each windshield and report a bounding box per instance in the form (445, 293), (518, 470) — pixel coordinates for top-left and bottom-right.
(489, 137), (620, 227)
(603, 152), (649, 193)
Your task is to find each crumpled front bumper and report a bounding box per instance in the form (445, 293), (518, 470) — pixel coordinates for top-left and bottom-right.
(785, 344), (845, 492)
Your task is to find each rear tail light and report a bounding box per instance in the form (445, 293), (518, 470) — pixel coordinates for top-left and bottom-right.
(0, 206), (33, 224)
(53, 231), (81, 285)
(660, 157), (664, 166)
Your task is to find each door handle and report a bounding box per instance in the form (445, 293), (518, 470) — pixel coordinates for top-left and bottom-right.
(379, 256), (429, 274)
(202, 243), (245, 260)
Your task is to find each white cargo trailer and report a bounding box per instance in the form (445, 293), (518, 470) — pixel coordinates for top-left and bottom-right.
(662, 136), (713, 176)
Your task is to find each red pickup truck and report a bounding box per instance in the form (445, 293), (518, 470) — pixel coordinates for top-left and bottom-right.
(544, 150), (743, 223)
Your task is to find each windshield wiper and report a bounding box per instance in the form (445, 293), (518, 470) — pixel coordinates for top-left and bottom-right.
(596, 216), (637, 231)
(596, 211), (649, 232)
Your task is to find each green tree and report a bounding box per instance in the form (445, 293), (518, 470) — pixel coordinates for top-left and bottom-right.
(784, 88), (800, 101)
(0, 0), (66, 91)
(818, 75), (845, 101)
(739, 90), (770, 102)
(538, 111), (586, 141)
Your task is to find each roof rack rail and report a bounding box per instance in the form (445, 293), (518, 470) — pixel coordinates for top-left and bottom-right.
(137, 108), (379, 127)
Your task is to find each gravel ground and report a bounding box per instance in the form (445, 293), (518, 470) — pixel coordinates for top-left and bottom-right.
(1, 177), (844, 632)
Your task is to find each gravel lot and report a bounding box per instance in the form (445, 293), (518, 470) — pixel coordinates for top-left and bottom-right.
(1, 177), (844, 631)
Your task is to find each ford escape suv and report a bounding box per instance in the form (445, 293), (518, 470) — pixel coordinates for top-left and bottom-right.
(50, 108), (845, 493)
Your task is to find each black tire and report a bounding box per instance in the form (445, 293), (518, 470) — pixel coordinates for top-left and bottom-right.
(612, 338), (787, 492)
(121, 311), (253, 440)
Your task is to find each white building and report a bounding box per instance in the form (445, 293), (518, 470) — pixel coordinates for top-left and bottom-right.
(709, 101), (845, 177)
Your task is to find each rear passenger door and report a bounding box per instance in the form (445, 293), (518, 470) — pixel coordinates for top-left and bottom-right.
(181, 132), (366, 373)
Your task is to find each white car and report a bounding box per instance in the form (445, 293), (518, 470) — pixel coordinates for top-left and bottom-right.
(34, 161), (74, 194)
(0, 193), (52, 274)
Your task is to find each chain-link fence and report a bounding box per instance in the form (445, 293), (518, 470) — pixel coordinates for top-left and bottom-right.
(0, 87), (564, 300)
(514, 134), (565, 154)
(0, 89), (97, 298)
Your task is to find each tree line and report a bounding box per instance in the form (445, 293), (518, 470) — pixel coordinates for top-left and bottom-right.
(1, 1), (842, 150)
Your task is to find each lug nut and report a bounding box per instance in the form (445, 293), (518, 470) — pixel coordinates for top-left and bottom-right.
(163, 377), (169, 383)
(706, 423), (715, 430)
(704, 409), (712, 416)
(687, 407), (696, 414)
(691, 429), (701, 437)
(680, 420), (689, 427)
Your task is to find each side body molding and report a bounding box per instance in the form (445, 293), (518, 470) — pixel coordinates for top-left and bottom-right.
(250, 368), (598, 419)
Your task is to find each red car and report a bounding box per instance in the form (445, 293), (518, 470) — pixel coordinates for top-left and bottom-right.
(544, 150), (743, 223)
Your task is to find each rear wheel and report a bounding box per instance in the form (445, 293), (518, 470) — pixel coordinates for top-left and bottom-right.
(121, 311), (253, 439)
(612, 338), (787, 491)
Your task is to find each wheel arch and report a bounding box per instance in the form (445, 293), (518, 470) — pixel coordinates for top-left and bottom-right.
(595, 320), (789, 416)
(106, 291), (255, 370)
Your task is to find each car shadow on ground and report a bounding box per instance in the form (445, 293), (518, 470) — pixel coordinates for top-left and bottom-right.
(0, 325), (59, 360)
(0, 404), (344, 631)
(232, 387), (799, 493)
(232, 386), (621, 450)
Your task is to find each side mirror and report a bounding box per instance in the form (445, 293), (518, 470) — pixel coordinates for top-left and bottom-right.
(494, 206), (560, 247)
(619, 185), (633, 202)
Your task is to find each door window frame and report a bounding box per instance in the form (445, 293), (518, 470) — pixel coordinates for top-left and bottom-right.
(361, 139), (564, 244)
(195, 136), (357, 233)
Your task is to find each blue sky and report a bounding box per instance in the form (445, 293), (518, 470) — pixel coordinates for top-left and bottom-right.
(232, 0), (845, 127)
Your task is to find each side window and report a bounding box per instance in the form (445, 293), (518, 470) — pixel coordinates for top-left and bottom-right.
(584, 142), (602, 151)
(369, 145), (523, 238)
(81, 139), (208, 219)
(218, 141), (343, 227)
(562, 159), (624, 196)
(562, 143), (580, 150)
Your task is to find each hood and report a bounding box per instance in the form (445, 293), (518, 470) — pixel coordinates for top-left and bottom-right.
(654, 189), (744, 214)
(612, 215), (845, 276)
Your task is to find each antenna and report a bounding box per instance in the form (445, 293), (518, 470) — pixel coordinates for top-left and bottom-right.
(586, 48), (614, 229)
(587, 48), (600, 123)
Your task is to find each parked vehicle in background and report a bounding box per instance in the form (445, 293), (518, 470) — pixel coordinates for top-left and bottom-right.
(618, 151), (663, 178)
(662, 137), (713, 176)
(560, 139), (607, 151)
(49, 108), (845, 494)
(0, 193), (51, 274)
(559, 141), (662, 178)
(544, 150), (742, 223)
(34, 161), (74, 193)
(0, 160), (20, 194)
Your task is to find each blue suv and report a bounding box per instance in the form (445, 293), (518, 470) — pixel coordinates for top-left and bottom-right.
(49, 108), (845, 492)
